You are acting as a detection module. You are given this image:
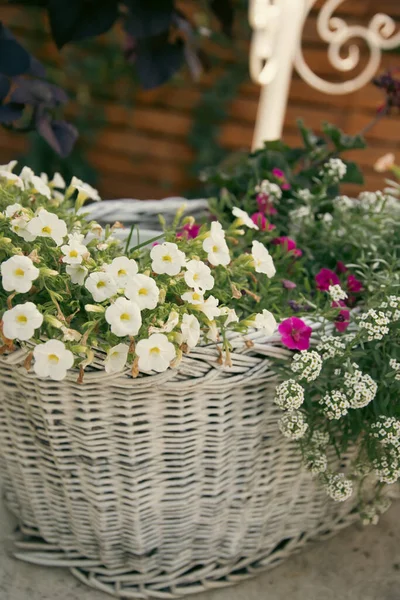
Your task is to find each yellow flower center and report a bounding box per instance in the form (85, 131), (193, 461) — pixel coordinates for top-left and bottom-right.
(48, 354), (59, 364)
(138, 287), (148, 296)
(69, 250), (79, 258)
(118, 269), (127, 277)
(111, 351), (120, 358)
(17, 314), (28, 324)
(14, 268), (25, 277)
(42, 226), (52, 234)
(97, 280), (106, 288)
(162, 254), (172, 262)
(193, 273), (199, 281)
(120, 313), (131, 321)
(150, 347), (160, 355)
(212, 245), (218, 253)
(192, 292), (201, 301)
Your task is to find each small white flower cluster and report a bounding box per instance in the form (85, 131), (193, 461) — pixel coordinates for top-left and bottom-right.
(305, 447), (328, 474)
(381, 296), (400, 322)
(343, 364), (377, 409)
(310, 430), (330, 448)
(325, 472), (353, 502)
(255, 179), (282, 200)
(316, 335), (346, 360)
(359, 497), (392, 526)
(334, 195), (354, 210)
(291, 350), (323, 382)
(320, 158), (347, 183)
(373, 447), (400, 484)
(296, 189), (313, 202)
(319, 390), (349, 420)
(358, 309), (390, 341)
(274, 379), (305, 410)
(278, 410), (308, 440)
(371, 416), (400, 447)
(389, 358), (400, 381)
(328, 284), (348, 302)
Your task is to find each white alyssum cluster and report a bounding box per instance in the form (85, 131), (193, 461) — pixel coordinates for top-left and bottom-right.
(371, 417), (400, 447)
(255, 179), (282, 200)
(319, 390), (350, 420)
(320, 158), (347, 183)
(343, 364), (377, 409)
(358, 309), (390, 341)
(316, 335), (346, 360)
(279, 410), (308, 440)
(373, 448), (400, 484)
(311, 430), (330, 448)
(296, 189), (313, 202)
(325, 472), (353, 502)
(274, 379), (305, 410)
(389, 358), (400, 381)
(328, 284), (348, 302)
(291, 350), (323, 382)
(305, 448), (328, 474)
(381, 296), (400, 322)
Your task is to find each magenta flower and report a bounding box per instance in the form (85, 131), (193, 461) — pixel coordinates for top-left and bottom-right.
(272, 236), (303, 257)
(272, 167), (291, 190)
(256, 192), (278, 215)
(250, 212), (275, 231)
(177, 222), (200, 239)
(347, 274), (363, 293)
(332, 300), (350, 333)
(336, 261), (348, 274)
(278, 317), (312, 351)
(315, 268), (340, 291)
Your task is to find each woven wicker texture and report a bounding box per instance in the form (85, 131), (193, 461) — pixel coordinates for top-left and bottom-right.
(0, 330), (358, 598)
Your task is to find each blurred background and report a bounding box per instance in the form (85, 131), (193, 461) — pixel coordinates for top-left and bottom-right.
(1, 0), (399, 199)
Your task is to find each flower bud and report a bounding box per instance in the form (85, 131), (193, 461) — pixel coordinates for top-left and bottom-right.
(44, 315), (63, 329)
(85, 304), (105, 313)
(40, 267), (59, 278)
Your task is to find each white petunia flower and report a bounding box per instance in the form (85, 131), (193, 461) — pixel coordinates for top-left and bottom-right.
(10, 215), (36, 242)
(104, 343), (130, 374)
(198, 295), (220, 321)
(2, 302), (43, 341)
(27, 209), (67, 246)
(84, 223), (104, 244)
(206, 321), (220, 342)
(68, 176), (100, 202)
(232, 207), (259, 230)
(68, 231), (86, 244)
(181, 314), (200, 348)
(184, 259), (214, 291)
(220, 307), (239, 326)
(66, 264), (88, 285)
(85, 271), (118, 302)
(105, 297), (142, 336)
(61, 239), (88, 265)
(1, 255), (40, 293)
(33, 339), (74, 381)
(41, 172), (65, 189)
(203, 222), (230, 266)
(150, 242), (186, 276)
(0, 170), (24, 189)
(104, 256), (138, 289)
(251, 240), (276, 277)
(181, 290), (204, 304)
(125, 273), (159, 310)
(149, 311), (179, 335)
(253, 309), (277, 336)
(20, 166), (51, 199)
(136, 333), (176, 373)
(0, 160), (17, 172)
(4, 203), (23, 218)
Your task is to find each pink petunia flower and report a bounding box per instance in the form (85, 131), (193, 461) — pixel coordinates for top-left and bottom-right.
(332, 300), (350, 333)
(336, 261), (348, 274)
(250, 212), (275, 231)
(256, 192), (278, 215)
(347, 274), (363, 293)
(272, 167), (291, 190)
(272, 236), (303, 257)
(177, 222), (201, 239)
(282, 279), (297, 289)
(315, 268), (340, 291)
(278, 317), (312, 351)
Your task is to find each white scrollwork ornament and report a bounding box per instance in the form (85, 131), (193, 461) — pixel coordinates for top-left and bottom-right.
(294, 0), (400, 95)
(248, 0), (282, 85)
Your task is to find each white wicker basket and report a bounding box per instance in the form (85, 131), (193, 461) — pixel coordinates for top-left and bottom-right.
(0, 200), (359, 599)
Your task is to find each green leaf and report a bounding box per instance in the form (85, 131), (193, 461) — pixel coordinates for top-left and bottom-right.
(322, 122), (366, 151)
(297, 119), (321, 150)
(342, 161), (365, 185)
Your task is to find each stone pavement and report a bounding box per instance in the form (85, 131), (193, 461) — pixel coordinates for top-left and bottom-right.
(1, 495), (399, 600)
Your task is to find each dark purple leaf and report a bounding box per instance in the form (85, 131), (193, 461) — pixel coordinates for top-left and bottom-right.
(0, 39), (31, 76)
(124, 0), (174, 39)
(0, 103), (24, 123)
(135, 36), (184, 89)
(28, 56), (47, 78)
(10, 78), (68, 107)
(209, 0), (234, 37)
(48, 0), (118, 48)
(37, 116), (78, 156)
(0, 74), (10, 100)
